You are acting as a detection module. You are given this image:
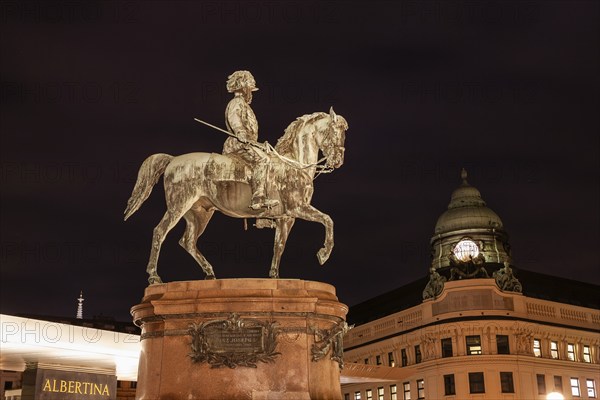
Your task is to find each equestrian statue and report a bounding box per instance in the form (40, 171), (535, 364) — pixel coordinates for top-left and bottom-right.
(124, 71), (348, 285)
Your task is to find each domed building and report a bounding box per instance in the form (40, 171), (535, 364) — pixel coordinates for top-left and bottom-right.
(341, 171), (599, 400)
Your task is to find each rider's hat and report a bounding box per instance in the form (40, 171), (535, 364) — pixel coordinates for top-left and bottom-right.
(226, 70), (259, 93)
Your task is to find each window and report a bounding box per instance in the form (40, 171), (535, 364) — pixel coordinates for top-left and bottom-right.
(567, 343), (576, 361)
(551, 341), (559, 359)
(554, 376), (563, 393)
(417, 379), (424, 399)
(401, 349), (408, 367)
(466, 335), (482, 355)
(469, 372), (485, 393)
(587, 379), (597, 398)
(365, 358), (369, 364)
(355, 391), (362, 400)
(441, 338), (452, 358)
(444, 374), (455, 396)
(377, 387), (384, 400)
(345, 394), (350, 400)
(388, 351), (395, 367)
(415, 345), (422, 364)
(130, 381), (137, 389)
(402, 382), (410, 400)
(537, 374), (546, 394)
(366, 389), (373, 400)
(583, 345), (591, 363)
(571, 378), (581, 397)
(497, 335), (510, 354)
(500, 372), (515, 393)
(533, 339), (542, 357)
(376, 355), (382, 365)
(390, 384), (398, 400)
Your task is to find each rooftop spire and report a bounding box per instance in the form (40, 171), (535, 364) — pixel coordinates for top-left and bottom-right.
(460, 168), (468, 185)
(76, 291), (84, 319)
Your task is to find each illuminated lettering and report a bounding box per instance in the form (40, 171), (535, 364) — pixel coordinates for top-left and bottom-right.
(39, 376), (111, 396)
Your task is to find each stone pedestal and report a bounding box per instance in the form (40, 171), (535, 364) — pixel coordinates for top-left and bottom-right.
(131, 279), (348, 400)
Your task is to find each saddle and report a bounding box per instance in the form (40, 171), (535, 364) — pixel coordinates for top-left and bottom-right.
(204, 153), (252, 184)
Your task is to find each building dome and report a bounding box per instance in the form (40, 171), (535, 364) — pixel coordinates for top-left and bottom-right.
(434, 172), (504, 234)
(430, 169), (512, 271)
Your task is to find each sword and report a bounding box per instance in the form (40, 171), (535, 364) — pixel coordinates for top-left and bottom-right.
(194, 117), (266, 151)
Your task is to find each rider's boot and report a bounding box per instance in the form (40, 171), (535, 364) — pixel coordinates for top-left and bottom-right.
(249, 164), (279, 210)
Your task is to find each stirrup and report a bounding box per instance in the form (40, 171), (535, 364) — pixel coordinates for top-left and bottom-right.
(250, 198), (280, 210)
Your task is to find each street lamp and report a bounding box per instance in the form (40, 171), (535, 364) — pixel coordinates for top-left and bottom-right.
(546, 392), (565, 400)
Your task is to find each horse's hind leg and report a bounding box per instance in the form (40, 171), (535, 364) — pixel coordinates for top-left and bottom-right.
(179, 206), (216, 279)
(147, 209), (187, 285)
(269, 217), (295, 279)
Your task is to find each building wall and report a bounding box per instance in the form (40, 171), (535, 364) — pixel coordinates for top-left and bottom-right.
(342, 279), (600, 400)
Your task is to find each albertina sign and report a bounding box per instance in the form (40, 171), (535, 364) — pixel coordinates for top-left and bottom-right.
(23, 367), (116, 400)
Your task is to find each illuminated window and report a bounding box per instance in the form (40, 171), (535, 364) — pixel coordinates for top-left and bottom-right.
(554, 376), (563, 393)
(571, 378), (581, 397)
(366, 389), (373, 400)
(497, 335), (510, 354)
(587, 379), (597, 398)
(533, 339), (542, 357)
(388, 352), (395, 367)
(583, 345), (591, 363)
(390, 384), (398, 400)
(567, 343), (575, 361)
(401, 349), (408, 367)
(537, 374), (546, 394)
(466, 335), (482, 355)
(469, 372), (485, 394)
(551, 341), (559, 359)
(376, 355), (382, 365)
(355, 391), (362, 400)
(417, 379), (424, 399)
(500, 372), (515, 393)
(444, 375), (455, 395)
(402, 382), (410, 400)
(415, 345), (422, 363)
(377, 387), (384, 400)
(441, 338), (453, 358)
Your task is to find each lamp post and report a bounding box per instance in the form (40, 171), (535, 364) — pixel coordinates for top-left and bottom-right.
(546, 392), (565, 400)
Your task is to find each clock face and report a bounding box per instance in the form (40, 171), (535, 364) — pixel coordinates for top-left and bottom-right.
(453, 239), (480, 262)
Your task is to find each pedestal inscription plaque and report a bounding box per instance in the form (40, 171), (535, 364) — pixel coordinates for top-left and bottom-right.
(189, 314), (280, 368)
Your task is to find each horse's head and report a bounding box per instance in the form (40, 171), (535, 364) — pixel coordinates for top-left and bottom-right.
(320, 107), (348, 169)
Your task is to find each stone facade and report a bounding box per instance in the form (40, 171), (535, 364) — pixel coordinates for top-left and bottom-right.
(342, 278), (599, 399)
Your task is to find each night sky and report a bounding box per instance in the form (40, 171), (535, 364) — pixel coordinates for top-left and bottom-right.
(1, 1), (598, 322)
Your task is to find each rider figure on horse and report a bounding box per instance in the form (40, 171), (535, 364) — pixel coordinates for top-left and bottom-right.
(223, 70), (279, 210)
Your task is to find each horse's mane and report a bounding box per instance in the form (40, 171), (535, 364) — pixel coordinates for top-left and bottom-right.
(274, 112), (328, 154)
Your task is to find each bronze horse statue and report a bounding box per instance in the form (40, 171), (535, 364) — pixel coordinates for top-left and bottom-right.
(124, 109), (348, 284)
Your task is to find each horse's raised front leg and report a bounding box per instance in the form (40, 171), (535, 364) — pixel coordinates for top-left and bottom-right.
(269, 217), (295, 279)
(288, 205), (334, 265)
(179, 207), (216, 279)
(147, 209), (186, 285)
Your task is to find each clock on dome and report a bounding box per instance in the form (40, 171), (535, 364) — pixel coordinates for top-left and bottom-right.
(453, 239), (480, 262)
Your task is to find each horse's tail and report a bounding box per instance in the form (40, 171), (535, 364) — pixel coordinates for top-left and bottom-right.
(124, 153), (174, 221)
